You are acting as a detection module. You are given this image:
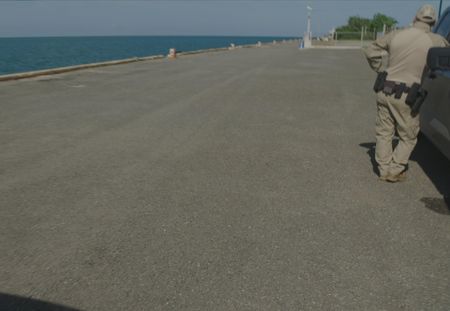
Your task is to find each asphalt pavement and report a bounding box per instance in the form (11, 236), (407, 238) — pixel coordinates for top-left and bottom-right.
(1, 43), (450, 310)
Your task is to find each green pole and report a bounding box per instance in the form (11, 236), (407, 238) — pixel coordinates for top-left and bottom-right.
(439, 0), (443, 18)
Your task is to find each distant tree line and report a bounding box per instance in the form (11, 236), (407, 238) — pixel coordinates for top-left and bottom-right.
(335, 14), (398, 40)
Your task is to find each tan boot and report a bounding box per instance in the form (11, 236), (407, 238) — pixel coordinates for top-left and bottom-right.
(386, 172), (407, 183)
(379, 174), (390, 182)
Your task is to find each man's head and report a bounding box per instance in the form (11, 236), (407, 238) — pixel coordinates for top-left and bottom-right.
(415, 4), (437, 25)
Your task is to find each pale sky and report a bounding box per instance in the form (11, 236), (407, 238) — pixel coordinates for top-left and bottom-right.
(0, 0), (448, 37)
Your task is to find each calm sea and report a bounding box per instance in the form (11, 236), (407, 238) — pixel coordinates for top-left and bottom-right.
(0, 36), (294, 75)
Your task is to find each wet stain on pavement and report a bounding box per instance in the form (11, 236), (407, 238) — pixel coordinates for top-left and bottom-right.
(421, 197), (450, 215)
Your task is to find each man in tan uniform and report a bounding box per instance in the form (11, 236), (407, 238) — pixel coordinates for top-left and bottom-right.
(364, 4), (448, 182)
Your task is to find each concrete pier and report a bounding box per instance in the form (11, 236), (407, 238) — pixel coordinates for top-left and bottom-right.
(1, 42), (449, 310)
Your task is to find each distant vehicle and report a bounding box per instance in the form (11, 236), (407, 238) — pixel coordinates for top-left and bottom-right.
(420, 7), (450, 160)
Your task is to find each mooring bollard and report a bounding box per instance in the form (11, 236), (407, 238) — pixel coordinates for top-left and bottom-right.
(168, 48), (177, 59)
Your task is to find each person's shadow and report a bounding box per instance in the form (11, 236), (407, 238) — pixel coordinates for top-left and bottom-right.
(0, 293), (81, 311)
(359, 142), (379, 176)
(360, 136), (450, 215)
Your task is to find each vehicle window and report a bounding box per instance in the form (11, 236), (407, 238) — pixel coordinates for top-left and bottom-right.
(436, 13), (450, 40)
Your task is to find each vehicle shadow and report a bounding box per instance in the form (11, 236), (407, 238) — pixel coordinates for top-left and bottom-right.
(0, 293), (81, 311)
(410, 136), (450, 214)
(359, 137), (450, 215)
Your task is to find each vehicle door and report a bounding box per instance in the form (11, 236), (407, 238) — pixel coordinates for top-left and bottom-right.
(420, 11), (450, 159)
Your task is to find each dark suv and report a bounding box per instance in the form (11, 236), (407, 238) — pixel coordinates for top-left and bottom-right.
(420, 7), (450, 160)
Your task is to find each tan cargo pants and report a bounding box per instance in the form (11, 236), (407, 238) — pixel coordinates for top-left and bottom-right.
(375, 92), (420, 177)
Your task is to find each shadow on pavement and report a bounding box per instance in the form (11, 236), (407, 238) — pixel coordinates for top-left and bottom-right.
(411, 136), (450, 214)
(359, 142), (378, 176)
(0, 293), (81, 311)
(420, 197), (450, 215)
(359, 136), (450, 214)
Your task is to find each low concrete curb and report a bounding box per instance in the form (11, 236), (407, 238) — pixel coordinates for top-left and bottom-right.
(0, 40), (299, 82)
(0, 55), (165, 82)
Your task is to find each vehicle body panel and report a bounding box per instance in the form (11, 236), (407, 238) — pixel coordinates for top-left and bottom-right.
(420, 7), (450, 160)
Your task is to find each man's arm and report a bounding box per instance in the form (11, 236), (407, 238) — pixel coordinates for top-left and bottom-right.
(440, 37), (450, 47)
(443, 36), (450, 46)
(363, 31), (396, 72)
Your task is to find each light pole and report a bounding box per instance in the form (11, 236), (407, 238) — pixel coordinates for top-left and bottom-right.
(307, 5), (312, 40)
(303, 5), (313, 48)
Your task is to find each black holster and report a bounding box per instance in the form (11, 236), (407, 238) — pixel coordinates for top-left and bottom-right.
(373, 71), (388, 93)
(406, 83), (427, 116)
(405, 83), (421, 106)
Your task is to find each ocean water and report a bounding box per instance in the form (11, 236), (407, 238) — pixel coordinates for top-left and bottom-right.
(0, 36), (294, 75)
